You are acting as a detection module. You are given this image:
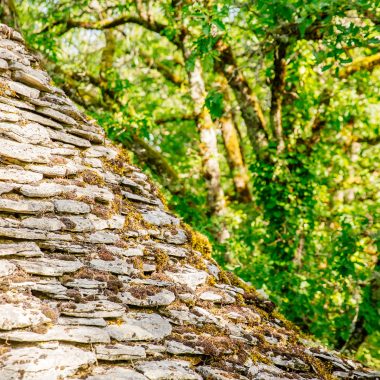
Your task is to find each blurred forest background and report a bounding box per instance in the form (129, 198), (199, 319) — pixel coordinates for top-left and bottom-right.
(2, 0), (379, 368)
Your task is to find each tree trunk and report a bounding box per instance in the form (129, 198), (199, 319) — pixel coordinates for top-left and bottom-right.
(270, 42), (287, 154)
(219, 78), (251, 202)
(216, 42), (268, 157)
(180, 42), (226, 217)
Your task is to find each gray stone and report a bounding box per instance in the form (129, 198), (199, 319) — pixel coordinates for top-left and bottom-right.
(120, 289), (176, 307)
(142, 209), (180, 226)
(0, 242), (42, 257)
(20, 217), (65, 231)
(146, 242), (187, 257)
(60, 300), (125, 318)
(197, 366), (249, 380)
(0, 199), (53, 214)
(7, 79), (40, 98)
(20, 183), (63, 197)
(122, 190), (159, 205)
(166, 340), (203, 355)
(160, 228), (188, 244)
(0, 137), (51, 163)
(0, 325), (110, 343)
(0, 182), (17, 194)
(0, 168), (43, 183)
(0, 121), (50, 144)
(0, 260), (16, 276)
(20, 109), (63, 129)
(107, 313), (172, 341)
(90, 259), (136, 275)
(58, 317), (107, 327)
(165, 266), (208, 291)
(87, 367), (148, 380)
(12, 66), (51, 92)
(86, 231), (119, 244)
(95, 344), (146, 361)
(14, 258), (83, 276)
(0, 304), (50, 330)
(37, 106), (77, 125)
(107, 245), (144, 257)
(60, 216), (94, 232)
(54, 199), (91, 214)
(49, 129), (91, 147)
(0, 344), (96, 380)
(26, 162), (84, 177)
(136, 360), (202, 380)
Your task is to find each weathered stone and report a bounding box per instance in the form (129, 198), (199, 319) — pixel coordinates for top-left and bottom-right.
(0, 137), (51, 163)
(90, 259), (136, 275)
(20, 182), (63, 197)
(86, 231), (119, 244)
(197, 366), (249, 380)
(20, 217), (64, 231)
(0, 167), (43, 183)
(0, 226), (48, 240)
(58, 317), (107, 327)
(0, 242), (42, 257)
(60, 300), (125, 318)
(12, 68), (51, 92)
(0, 199), (53, 214)
(60, 216), (94, 232)
(14, 258), (83, 276)
(0, 182), (17, 194)
(64, 278), (106, 289)
(0, 304), (50, 330)
(95, 344), (147, 361)
(165, 266), (208, 291)
(166, 340), (203, 355)
(37, 106), (77, 125)
(6, 79), (40, 98)
(136, 360), (202, 380)
(142, 209), (180, 226)
(0, 122), (51, 144)
(26, 162), (84, 177)
(0, 58), (8, 69)
(20, 109), (63, 129)
(0, 325), (110, 343)
(87, 367), (148, 380)
(54, 199), (91, 214)
(107, 313), (172, 341)
(0, 260), (16, 276)
(85, 145), (118, 159)
(0, 344), (96, 380)
(159, 228), (188, 244)
(122, 190), (159, 205)
(120, 289), (176, 307)
(107, 245), (144, 257)
(145, 241), (187, 257)
(49, 129), (91, 147)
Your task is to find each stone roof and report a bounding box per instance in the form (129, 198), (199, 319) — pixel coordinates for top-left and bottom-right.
(0, 23), (378, 380)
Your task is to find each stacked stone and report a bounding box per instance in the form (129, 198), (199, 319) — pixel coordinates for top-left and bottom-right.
(0, 23), (378, 380)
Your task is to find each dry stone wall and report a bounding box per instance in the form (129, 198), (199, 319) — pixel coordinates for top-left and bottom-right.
(0, 23), (378, 380)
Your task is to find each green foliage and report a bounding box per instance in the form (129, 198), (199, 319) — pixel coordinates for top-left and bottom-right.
(15, 0), (379, 369)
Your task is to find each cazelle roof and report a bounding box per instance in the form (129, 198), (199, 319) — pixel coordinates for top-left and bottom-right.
(0, 23), (378, 380)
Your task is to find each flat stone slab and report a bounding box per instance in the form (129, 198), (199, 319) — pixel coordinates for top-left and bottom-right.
(13, 258), (83, 276)
(107, 313), (172, 341)
(0, 324), (110, 343)
(0, 199), (53, 214)
(136, 360), (202, 380)
(0, 137), (51, 163)
(87, 367), (148, 380)
(0, 344), (96, 380)
(0, 304), (50, 330)
(120, 288), (175, 307)
(54, 199), (91, 214)
(0, 242), (42, 257)
(95, 343), (146, 361)
(0, 168), (43, 183)
(165, 266), (208, 291)
(60, 300), (125, 318)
